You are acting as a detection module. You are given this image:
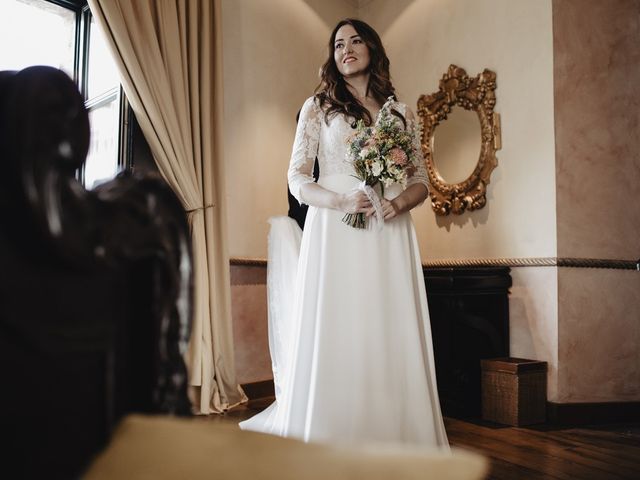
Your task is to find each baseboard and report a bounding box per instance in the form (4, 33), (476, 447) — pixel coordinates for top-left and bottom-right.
(241, 379), (275, 400)
(547, 401), (640, 425)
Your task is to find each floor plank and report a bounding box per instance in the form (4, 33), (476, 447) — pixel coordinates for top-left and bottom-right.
(211, 400), (640, 480)
(445, 418), (640, 480)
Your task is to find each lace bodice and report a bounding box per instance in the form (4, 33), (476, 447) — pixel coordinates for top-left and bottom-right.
(287, 96), (430, 205)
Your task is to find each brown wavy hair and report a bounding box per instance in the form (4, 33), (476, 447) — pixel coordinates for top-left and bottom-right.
(314, 19), (397, 126)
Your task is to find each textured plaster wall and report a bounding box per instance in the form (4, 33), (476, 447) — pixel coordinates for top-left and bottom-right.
(553, 0), (640, 402)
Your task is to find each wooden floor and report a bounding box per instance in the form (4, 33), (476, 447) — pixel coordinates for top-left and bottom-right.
(445, 416), (640, 480)
(214, 399), (640, 480)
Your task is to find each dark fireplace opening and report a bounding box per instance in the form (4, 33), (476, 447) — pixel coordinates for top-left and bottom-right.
(425, 267), (511, 419)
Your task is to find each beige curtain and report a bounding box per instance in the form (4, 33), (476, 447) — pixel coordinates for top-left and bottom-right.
(88, 0), (246, 413)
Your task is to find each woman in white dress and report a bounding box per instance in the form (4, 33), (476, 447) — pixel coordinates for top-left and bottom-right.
(240, 18), (448, 449)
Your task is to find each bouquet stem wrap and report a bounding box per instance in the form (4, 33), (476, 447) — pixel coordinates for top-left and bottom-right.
(341, 182), (384, 231)
(361, 181), (384, 231)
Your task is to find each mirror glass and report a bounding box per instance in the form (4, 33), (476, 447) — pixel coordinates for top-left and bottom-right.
(431, 107), (481, 184)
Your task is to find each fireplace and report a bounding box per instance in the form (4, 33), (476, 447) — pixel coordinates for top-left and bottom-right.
(424, 267), (511, 418)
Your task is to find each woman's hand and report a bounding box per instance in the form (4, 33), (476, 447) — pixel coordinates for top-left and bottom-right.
(367, 198), (401, 220)
(337, 188), (372, 214)
(365, 184), (428, 220)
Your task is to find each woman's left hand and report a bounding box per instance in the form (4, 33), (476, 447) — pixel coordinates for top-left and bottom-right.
(367, 198), (401, 220)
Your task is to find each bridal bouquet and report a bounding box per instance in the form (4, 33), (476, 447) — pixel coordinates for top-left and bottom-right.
(342, 97), (420, 229)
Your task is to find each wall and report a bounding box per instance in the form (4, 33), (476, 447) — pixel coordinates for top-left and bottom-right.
(230, 263), (270, 384)
(508, 267), (559, 400)
(221, 0), (356, 383)
(221, 0), (356, 260)
(224, 0), (558, 263)
(222, 0), (560, 390)
(223, 0), (639, 404)
(553, 0), (640, 403)
(359, 0), (557, 261)
(359, 0), (562, 400)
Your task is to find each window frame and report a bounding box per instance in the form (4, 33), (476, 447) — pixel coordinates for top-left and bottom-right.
(42, 0), (132, 186)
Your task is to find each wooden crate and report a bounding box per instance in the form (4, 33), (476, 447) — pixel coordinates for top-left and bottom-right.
(481, 357), (547, 426)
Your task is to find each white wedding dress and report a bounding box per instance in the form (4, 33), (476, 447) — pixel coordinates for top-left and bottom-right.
(240, 97), (449, 449)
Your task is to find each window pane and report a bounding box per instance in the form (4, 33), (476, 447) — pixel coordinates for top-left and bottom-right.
(87, 16), (120, 99)
(85, 97), (120, 189)
(0, 0), (75, 77)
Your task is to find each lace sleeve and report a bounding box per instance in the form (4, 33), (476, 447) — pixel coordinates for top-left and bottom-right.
(405, 106), (430, 193)
(287, 96), (322, 205)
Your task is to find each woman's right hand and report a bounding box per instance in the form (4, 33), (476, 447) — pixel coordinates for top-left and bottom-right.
(337, 188), (372, 214)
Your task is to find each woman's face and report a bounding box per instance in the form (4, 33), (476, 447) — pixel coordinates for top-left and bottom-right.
(333, 24), (370, 78)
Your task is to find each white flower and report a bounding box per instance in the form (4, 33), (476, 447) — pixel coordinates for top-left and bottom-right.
(382, 177), (395, 188)
(384, 157), (394, 169)
(371, 159), (383, 176)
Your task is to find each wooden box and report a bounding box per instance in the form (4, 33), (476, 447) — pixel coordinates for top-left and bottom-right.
(481, 357), (547, 426)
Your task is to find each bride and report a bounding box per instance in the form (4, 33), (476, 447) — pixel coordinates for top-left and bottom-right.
(240, 18), (448, 449)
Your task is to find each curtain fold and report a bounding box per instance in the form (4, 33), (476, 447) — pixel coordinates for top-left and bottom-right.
(88, 0), (246, 413)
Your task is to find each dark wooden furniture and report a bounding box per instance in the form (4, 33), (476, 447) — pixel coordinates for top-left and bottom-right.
(425, 267), (512, 419)
(0, 66), (193, 479)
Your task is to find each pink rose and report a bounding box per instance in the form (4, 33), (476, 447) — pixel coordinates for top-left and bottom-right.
(389, 147), (408, 166)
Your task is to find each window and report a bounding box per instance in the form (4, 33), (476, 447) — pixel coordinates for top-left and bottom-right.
(0, 0), (76, 75)
(84, 14), (125, 189)
(0, 0), (129, 189)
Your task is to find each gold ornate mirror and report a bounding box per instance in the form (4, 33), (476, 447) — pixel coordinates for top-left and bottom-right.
(417, 65), (501, 216)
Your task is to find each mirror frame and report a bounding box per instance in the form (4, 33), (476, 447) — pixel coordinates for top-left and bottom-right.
(417, 65), (501, 216)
